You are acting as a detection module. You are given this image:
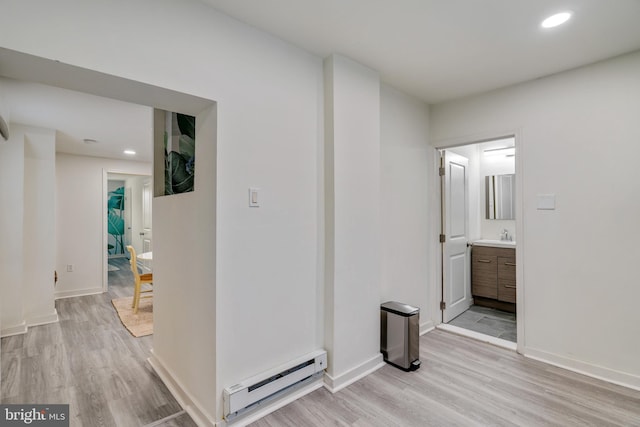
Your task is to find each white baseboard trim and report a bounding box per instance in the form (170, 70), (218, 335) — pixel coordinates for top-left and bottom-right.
(1, 310), (59, 338)
(225, 379), (324, 427)
(524, 347), (640, 392)
(1, 321), (28, 338)
(54, 287), (104, 300)
(148, 351), (217, 427)
(26, 309), (59, 328)
(323, 353), (385, 394)
(437, 324), (517, 351)
(420, 320), (435, 335)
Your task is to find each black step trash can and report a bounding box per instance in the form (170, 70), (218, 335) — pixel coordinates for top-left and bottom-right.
(380, 301), (421, 371)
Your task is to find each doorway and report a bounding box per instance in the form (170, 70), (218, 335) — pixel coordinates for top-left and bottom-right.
(106, 178), (127, 259)
(105, 172), (153, 290)
(438, 136), (518, 345)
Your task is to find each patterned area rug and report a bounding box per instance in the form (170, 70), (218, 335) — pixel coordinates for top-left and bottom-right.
(111, 297), (153, 337)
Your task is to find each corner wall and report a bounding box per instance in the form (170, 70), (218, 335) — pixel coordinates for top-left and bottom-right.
(0, 124), (58, 337)
(430, 50), (640, 388)
(323, 55), (384, 391)
(23, 127), (58, 327)
(0, 127), (26, 336)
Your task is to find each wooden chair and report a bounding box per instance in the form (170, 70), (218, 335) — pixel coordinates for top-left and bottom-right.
(126, 245), (153, 314)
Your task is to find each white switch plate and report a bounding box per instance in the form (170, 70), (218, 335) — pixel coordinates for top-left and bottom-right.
(537, 194), (556, 210)
(249, 187), (260, 207)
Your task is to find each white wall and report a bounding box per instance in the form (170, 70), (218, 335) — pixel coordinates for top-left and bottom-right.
(0, 124), (58, 337)
(0, 127), (26, 336)
(431, 51), (640, 388)
(380, 84), (433, 332)
(55, 153), (151, 298)
(323, 55), (384, 391)
(23, 127), (58, 327)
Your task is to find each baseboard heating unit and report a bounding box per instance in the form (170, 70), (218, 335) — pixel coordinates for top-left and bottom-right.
(223, 349), (327, 421)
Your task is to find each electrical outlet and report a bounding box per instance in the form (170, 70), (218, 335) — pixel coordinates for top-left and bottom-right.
(66, 264), (73, 272)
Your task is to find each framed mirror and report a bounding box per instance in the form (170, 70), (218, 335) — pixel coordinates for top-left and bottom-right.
(485, 174), (515, 220)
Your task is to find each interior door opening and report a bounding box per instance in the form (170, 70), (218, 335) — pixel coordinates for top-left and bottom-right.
(105, 172), (152, 288)
(439, 137), (517, 344)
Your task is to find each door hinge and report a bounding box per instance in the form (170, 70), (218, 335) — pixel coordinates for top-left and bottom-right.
(439, 167), (445, 176)
(440, 301), (446, 310)
(439, 234), (446, 243)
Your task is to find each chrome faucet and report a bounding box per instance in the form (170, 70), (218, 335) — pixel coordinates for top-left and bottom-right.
(500, 229), (511, 241)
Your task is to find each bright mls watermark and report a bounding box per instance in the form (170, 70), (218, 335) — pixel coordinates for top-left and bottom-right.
(0, 405), (69, 426)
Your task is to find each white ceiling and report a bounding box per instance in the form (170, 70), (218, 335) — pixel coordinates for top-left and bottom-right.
(0, 77), (153, 162)
(201, 0), (640, 103)
(2, 0), (640, 162)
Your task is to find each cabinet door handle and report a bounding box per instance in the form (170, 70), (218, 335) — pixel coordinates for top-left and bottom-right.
(477, 259), (492, 263)
(504, 262), (516, 266)
(504, 284), (516, 289)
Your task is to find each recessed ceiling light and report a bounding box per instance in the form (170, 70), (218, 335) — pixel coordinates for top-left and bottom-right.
(484, 147), (515, 157)
(124, 150), (136, 155)
(541, 11), (572, 29)
(83, 138), (98, 144)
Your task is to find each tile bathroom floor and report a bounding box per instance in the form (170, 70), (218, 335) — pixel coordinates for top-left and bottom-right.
(449, 305), (516, 342)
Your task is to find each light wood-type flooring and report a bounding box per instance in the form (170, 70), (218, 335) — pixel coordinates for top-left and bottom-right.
(0, 257), (196, 427)
(3, 258), (640, 426)
(251, 330), (640, 426)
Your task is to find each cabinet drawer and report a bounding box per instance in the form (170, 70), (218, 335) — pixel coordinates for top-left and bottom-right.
(498, 279), (516, 303)
(473, 246), (515, 258)
(497, 256), (516, 302)
(472, 255), (498, 299)
(498, 256), (516, 278)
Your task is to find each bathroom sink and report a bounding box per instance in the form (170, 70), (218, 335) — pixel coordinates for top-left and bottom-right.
(472, 239), (516, 248)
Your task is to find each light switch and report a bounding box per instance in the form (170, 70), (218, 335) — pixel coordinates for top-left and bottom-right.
(249, 187), (260, 207)
(537, 194), (556, 210)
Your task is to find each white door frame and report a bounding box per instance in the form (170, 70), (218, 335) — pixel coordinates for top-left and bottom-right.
(433, 129), (524, 353)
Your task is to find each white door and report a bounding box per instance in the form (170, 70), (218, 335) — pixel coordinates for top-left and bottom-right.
(141, 178), (153, 272)
(441, 151), (472, 322)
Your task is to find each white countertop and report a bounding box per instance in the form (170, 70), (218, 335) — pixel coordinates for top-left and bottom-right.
(472, 239), (516, 248)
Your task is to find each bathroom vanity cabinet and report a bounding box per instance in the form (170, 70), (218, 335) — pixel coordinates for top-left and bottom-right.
(471, 245), (516, 312)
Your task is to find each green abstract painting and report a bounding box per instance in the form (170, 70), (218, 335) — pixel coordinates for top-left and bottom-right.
(164, 112), (195, 195)
(107, 186), (125, 254)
